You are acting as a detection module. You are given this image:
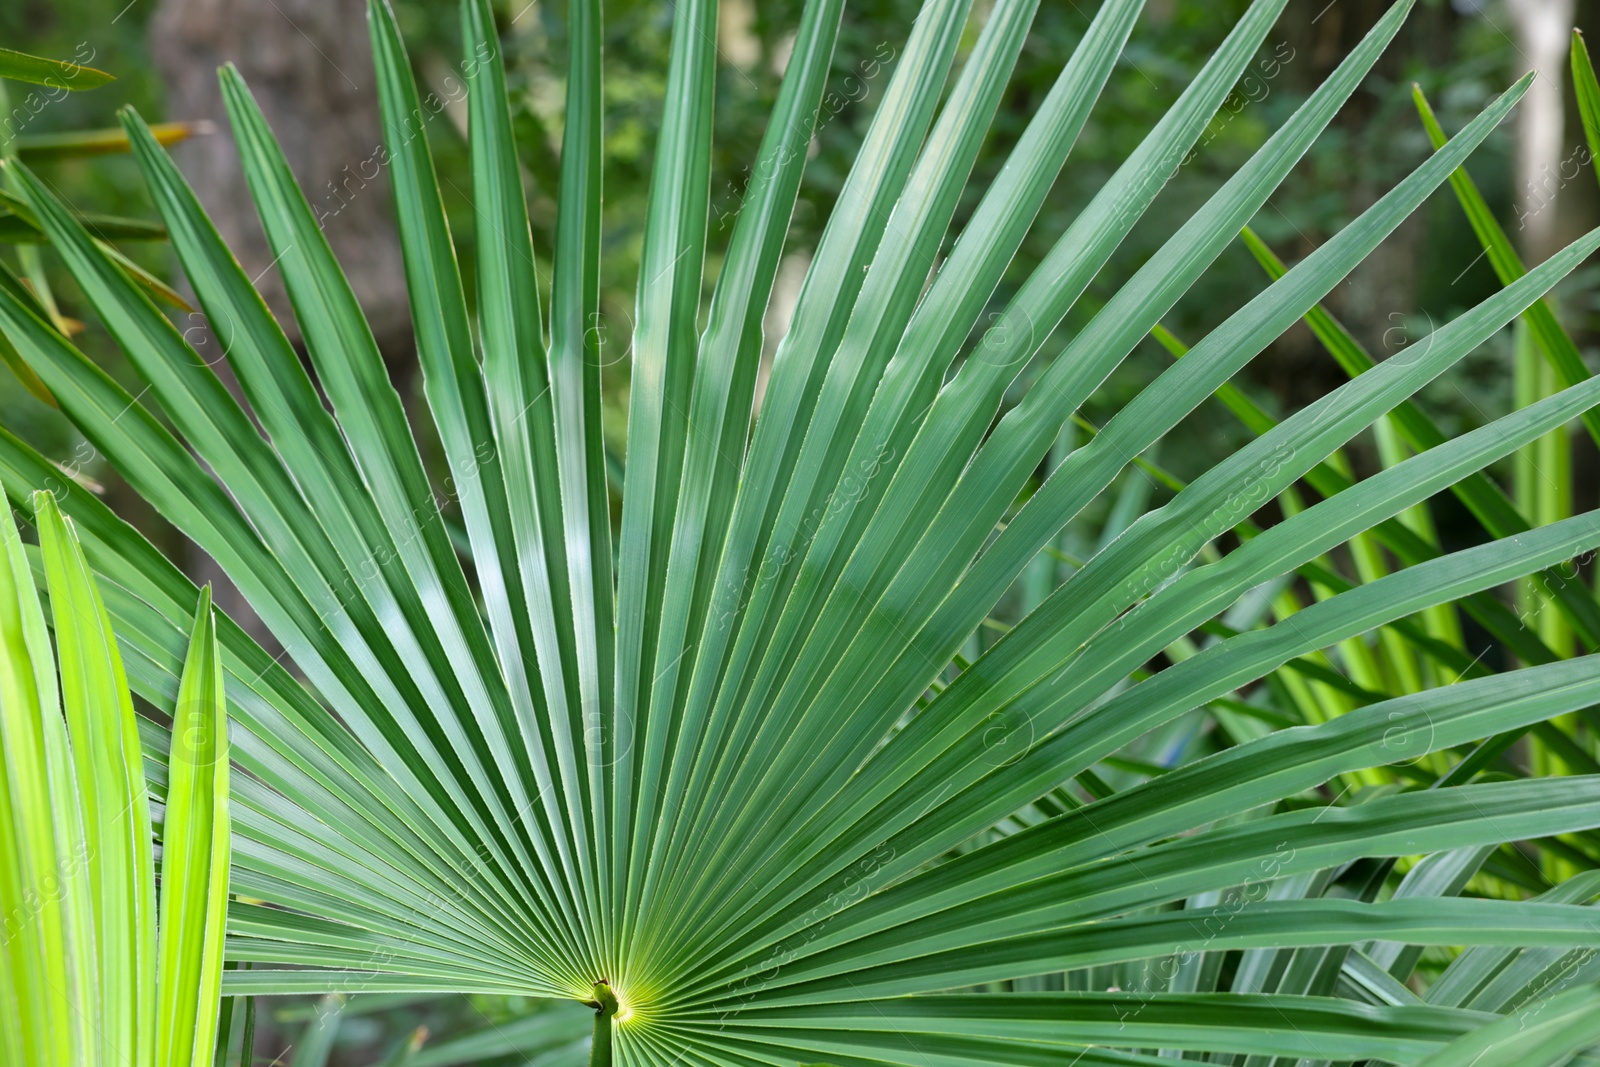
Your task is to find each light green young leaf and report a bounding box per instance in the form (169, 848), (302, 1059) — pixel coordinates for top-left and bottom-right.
(155, 587), (231, 1067)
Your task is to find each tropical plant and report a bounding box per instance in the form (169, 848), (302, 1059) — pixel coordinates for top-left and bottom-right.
(9, 0), (1600, 1063)
(0, 493), (230, 1065)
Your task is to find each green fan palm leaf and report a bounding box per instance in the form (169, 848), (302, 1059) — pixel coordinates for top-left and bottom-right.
(6, 0), (1600, 1064)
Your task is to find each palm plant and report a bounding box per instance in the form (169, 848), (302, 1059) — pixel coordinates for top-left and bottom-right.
(9, 0), (1600, 1062)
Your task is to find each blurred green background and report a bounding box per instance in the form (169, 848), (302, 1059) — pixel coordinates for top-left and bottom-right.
(5, 0), (1600, 1060)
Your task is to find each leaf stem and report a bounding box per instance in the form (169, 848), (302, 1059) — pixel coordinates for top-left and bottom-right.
(588, 980), (619, 1067)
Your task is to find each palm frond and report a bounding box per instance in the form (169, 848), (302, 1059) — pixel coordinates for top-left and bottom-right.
(5, 0), (1600, 1064)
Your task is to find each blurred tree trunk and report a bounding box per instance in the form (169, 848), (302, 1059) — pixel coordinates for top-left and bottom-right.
(148, 0), (414, 642)
(150, 0), (410, 350)
(1265, 0), (1461, 407)
(1506, 0), (1579, 663)
(1507, 0), (1575, 266)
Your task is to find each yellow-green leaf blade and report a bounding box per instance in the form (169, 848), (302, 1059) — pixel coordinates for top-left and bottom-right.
(155, 585), (230, 1067)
